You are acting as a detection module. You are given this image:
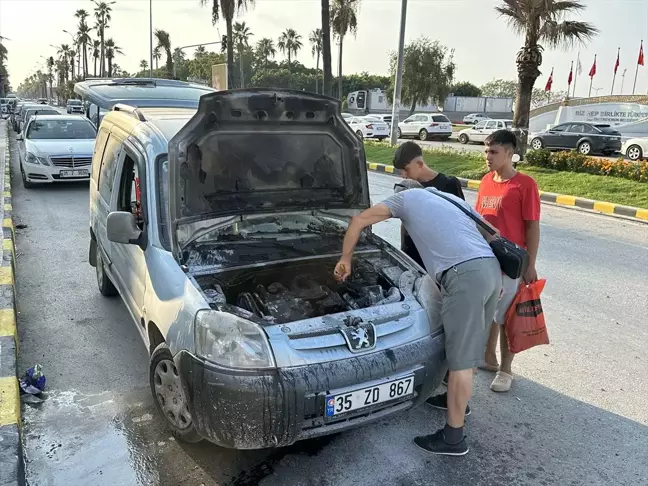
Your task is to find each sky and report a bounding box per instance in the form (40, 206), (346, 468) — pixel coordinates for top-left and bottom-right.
(1, 0), (648, 97)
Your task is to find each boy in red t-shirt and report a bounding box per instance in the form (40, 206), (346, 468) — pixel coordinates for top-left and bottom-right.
(476, 130), (541, 393)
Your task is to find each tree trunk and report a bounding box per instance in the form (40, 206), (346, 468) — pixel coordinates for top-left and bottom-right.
(315, 51), (320, 94)
(409, 98), (417, 116)
(321, 0), (333, 97)
(100, 28), (105, 77)
(239, 49), (245, 88)
(288, 51), (292, 72)
(337, 36), (344, 100)
(71, 56), (75, 82)
(513, 74), (536, 159)
(94, 56), (97, 77)
(166, 50), (173, 79)
(226, 20), (235, 88)
(108, 58), (113, 78)
(83, 45), (87, 79)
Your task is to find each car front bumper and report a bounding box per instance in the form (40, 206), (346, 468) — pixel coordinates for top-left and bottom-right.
(176, 331), (446, 449)
(22, 162), (91, 183)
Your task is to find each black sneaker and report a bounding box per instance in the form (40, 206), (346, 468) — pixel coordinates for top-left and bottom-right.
(413, 429), (469, 456)
(425, 392), (471, 416)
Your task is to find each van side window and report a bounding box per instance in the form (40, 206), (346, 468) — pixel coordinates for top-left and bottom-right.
(98, 136), (122, 203)
(92, 128), (110, 183)
(117, 153), (144, 229)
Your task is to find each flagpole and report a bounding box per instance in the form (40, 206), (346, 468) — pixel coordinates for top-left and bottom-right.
(573, 51), (580, 97)
(568, 61), (573, 98)
(633, 40), (643, 94)
(611, 48), (619, 95)
(589, 54), (596, 97)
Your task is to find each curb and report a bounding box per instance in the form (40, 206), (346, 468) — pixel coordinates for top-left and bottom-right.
(0, 121), (24, 486)
(366, 162), (648, 223)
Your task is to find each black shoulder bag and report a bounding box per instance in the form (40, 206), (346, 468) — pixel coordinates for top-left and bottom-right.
(428, 189), (529, 280)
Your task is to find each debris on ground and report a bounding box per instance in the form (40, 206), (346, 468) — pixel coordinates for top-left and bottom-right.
(19, 364), (47, 404)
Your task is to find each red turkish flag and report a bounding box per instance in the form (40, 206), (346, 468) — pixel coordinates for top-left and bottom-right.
(614, 50), (620, 74)
(568, 65), (573, 85)
(589, 56), (597, 77)
(639, 42), (645, 66)
(544, 69), (553, 92)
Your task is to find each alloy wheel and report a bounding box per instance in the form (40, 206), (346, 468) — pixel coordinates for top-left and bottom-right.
(627, 145), (642, 161)
(578, 142), (592, 155)
(531, 138), (543, 150)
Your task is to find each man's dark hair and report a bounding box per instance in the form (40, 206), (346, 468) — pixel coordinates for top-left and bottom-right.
(393, 141), (423, 170)
(485, 129), (517, 149)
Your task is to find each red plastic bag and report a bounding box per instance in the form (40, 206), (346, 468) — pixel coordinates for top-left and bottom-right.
(504, 279), (549, 353)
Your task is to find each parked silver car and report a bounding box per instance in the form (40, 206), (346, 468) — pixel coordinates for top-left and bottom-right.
(88, 88), (445, 449)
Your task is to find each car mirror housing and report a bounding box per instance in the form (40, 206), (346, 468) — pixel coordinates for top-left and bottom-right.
(107, 211), (145, 249)
(16, 134), (23, 141)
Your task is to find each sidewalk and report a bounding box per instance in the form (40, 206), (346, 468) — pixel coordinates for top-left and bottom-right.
(0, 120), (23, 486)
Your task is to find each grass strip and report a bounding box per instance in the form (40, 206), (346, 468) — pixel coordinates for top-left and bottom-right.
(364, 143), (648, 209)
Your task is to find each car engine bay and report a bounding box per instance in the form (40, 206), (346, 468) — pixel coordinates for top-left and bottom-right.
(194, 257), (415, 325)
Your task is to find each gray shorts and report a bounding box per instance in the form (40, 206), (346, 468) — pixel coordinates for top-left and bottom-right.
(494, 275), (522, 325)
(436, 257), (502, 371)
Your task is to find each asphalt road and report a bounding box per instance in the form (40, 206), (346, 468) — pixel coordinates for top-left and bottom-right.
(10, 129), (648, 486)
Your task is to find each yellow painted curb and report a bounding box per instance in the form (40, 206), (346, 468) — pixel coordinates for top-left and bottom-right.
(0, 266), (13, 286)
(368, 162), (378, 171)
(0, 377), (20, 426)
(636, 209), (648, 221)
(3, 218), (12, 230)
(467, 180), (481, 190)
(0, 309), (16, 338)
(384, 166), (395, 174)
(4, 203), (11, 211)
(593, 201), (616, 214)
(556, 195), (577, 206)
(2, 239), (13, 252)
(2, 191), (9, 198)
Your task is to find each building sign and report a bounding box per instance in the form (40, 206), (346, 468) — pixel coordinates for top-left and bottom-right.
(571, 108), (648, 124)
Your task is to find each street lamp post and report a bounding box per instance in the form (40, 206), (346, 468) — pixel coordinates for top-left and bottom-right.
(62, 30), (80, 78)
(389, 0), (408, 146)
(172, 40), (223, 79)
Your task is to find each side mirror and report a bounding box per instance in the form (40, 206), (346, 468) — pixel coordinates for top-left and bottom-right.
(107, 211), (145, 249)
(16, 134), (23, 141)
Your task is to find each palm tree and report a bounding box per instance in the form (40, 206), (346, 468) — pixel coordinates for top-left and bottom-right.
(153, 47), (162, 70)
(194, 45), (207, 58)
(46, 56), (55, 100)
(309, 28), (323, 93)
(321, 0), (333, 96)
(75, 9), (91, 78)
(277, 29), (303, 71)
(233, 21), (253, 88)
(200, 0), (255, 89)
(69, 49), (76, 81)
(139, 59), (149, 76)
(331, 0), (360, 99)
(92, 39), (101, 77)
(57, 44), (71, 81)
(104, 38), (123, 77)
(256, 38), (276, 68)
(496, 0), (597, 155)
(93, 1), (114, 77)
(154, 29), (174, 78)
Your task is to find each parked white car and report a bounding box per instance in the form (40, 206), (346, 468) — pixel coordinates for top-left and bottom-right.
(463, 113), (490, 124)
(17, 115), (97, 187)
(621, 138), (647, 161)
(397, 113), (452, 141)
(347, 116), (390, 140)
(341, 112), (353, 120)
(365, 114), (393, 130)
(458, 119), (512, 144)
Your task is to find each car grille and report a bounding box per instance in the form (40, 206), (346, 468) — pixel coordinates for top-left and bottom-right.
(49, 156), (92, 168)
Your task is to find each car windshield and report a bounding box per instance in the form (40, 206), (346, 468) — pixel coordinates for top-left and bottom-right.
(68, 100), (82, 106)
(505, 121), (513, 128)
(27, 119), (97, 140)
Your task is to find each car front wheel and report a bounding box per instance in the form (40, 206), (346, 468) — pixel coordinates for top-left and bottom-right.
(626, 144), (643, 161)
(150, 343), (202, 443)
(530, 138), (543, 150)
(20, 165), (35, 189)
(397, 128), (402, 139)
(355, 130), (364, 139)
(578, 141), (592, 155)
(419, 129), (429, 141)
(96, 246), (118, 296)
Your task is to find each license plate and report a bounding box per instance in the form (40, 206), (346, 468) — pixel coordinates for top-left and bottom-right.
(325, 375), (414, 418)
(441, 124), (450, 129)
(60, 169), (88, 178)
(376, 126), (386, 131)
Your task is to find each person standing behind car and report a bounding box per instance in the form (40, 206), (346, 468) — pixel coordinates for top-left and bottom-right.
(476, 129), (541, 393)
(333, 186), (502, 456)
(393, 142), (465, 268)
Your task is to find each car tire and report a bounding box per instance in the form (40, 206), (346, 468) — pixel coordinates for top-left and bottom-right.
(355, 130), (364, 139)
(377, 137), (387, 141)
(20, 166), (35, 189)
(578, 141), (592, 155)
(530, 138), (543, 150)
(458, 134), (469, 144)
(419, 129), (429, 141)
(397, 128), (402, 139)
(96, 246), (118, 297)
(150, 343), (203, 444)
(626, 144), (643, 161)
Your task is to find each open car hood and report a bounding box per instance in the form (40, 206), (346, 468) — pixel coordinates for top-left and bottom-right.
(167, 89), (370, 236)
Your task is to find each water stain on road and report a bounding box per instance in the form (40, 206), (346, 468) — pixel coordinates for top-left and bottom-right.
(21, 387), (338, 486)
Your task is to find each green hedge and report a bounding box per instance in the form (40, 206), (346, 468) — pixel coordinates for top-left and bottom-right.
(526, 149), (648, 183)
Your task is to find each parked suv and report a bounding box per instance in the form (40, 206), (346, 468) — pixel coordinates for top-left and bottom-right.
(88, 89), (445, 449)
(397, 113), (452, 141)
(66, 99), (84, 114)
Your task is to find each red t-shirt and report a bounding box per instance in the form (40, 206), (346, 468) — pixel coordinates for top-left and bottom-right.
(475, 172), (541, 248)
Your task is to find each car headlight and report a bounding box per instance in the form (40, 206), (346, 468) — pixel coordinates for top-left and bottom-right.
(25, 152), (49, 165)
(195, 310), (276, 369)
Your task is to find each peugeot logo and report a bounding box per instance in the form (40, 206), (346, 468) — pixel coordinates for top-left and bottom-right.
(339, 317), (376, 353)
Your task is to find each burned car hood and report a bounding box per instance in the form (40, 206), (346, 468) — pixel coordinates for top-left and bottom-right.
(168, 89), (370, 229)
